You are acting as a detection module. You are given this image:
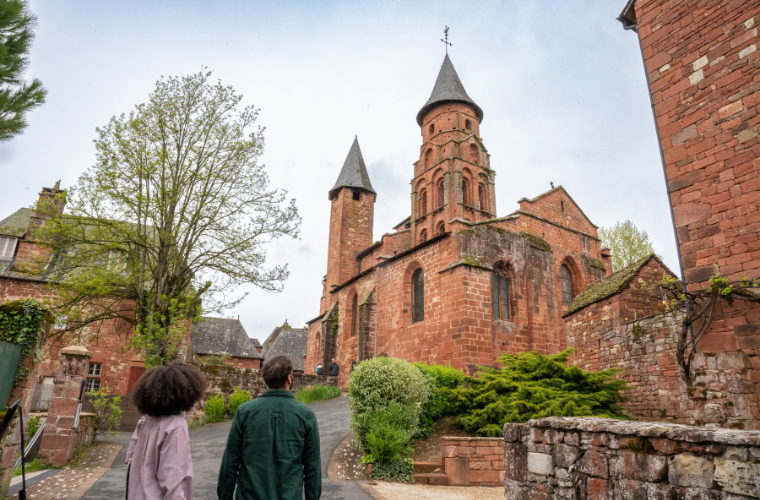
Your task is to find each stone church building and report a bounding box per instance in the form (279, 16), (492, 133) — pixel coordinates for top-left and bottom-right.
(305, 55), (614, 386)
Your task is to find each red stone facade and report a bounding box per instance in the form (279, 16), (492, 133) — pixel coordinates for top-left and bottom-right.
(306, 58), (612, 387)
(623, 0), (760, 359)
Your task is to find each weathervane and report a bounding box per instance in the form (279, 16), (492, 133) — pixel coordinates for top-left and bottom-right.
(441, 26), (452, 54)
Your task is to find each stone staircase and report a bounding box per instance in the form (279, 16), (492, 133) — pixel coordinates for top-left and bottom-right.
(412, 461), (448, 485)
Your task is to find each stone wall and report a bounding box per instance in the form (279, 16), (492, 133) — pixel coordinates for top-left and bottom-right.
(441, 436), (504, 487)
(503, 417), (760, 499)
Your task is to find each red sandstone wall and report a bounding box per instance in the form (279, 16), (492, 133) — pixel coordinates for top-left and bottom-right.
(632, 0), (760, 356)
(518, 188), (598, 238)
(326, 189), (375, 290)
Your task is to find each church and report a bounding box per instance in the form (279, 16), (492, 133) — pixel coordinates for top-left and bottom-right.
(304, 54), (612, 386)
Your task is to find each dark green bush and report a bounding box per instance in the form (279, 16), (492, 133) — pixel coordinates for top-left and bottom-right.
(370, 458), (415, 483)
(363, 403), (415, 463)
(445, 349), (630, 436)
(414, 363), (465, 438)
(295, 384), (341, 404)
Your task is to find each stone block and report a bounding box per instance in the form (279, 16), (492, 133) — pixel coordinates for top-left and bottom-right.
(469, 470), (501, 484)
(714, 458), (760, 497)
(527, 452), (553, 476)
(682, 442), (724, 455)
(651, 438), (682, 455)
(587, 477), (612, 500)
(552, 443), (581, 468)
(576, 450), (608, 479)
(722, 446), (748, 461)
(622, 450), (668, 482)
(668, 454), (714, 489)
(611, 479), (648, 500)
(703, 403), (725, 423)
(504, 479), (531, 498)
(726, 394), (751, 419)
(444, 457), (469, 486)
(531, 428), (544, 444)
(725, 377), (755, 394)
(469, 461), (491, 470)
(504, 443), (527, 481)
(443, 445), (457, 458)
(504, 423), (524, 443)
(564, 432), (580, 446)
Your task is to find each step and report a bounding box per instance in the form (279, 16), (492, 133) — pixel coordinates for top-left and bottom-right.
(413, 461), (445, 474)
(413, 472), (449, 485)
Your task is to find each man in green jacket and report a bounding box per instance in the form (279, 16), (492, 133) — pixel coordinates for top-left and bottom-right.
(217, 355), (321, 500)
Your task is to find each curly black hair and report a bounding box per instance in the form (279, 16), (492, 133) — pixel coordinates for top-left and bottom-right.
(131, 362), (207, 417)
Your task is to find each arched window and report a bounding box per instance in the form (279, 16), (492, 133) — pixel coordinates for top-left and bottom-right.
(351, 294), (358, 336)
(465, 119), (471, 131)
(437, 178), (445, 208)
(436, 221), (445, 234)
(420, 190), (427, 215)
(462, 178), (470, 205)
(412, 268), (424, 323)
(561, 201), (565, 212)
(491, 265), (511, 320)
(419, 229), (427, 242)
(424, 148), (433, 168)
(469, 143), (479, 163)
(561, 264), (573, 306)
(478, 184), (487, 211)
(429, 124), (435, 135)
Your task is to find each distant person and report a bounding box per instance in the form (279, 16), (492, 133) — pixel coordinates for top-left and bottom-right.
(315, 363), (323, 376)
(351, 360), (358, 373)
(126, 361), (207, 500)
(217, 355), (321, 500)
(328, 358), (339, 377)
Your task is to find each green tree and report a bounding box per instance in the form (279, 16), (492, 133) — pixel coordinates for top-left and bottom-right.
(599, 220), (660, 271)
(0, 0), (45, 140)
(37, 71), (300, 366)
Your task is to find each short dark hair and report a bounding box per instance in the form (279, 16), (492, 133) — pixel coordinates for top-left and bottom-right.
(131, 362), (207, 417)
(262, 355), (293, 389)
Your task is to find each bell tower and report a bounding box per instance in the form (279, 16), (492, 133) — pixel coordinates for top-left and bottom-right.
(324, 137), (376, 306)
(411, 54), (496, 245)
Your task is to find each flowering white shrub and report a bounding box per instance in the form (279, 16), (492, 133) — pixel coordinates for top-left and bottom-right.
(348, 356), (429, 450)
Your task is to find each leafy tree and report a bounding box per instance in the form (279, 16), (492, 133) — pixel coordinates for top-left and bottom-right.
(443, 350), (629, 437)
(0, 0), (45, 140)
(88, 387), (123, 437)
(599, 220), (660, 271)
(36, 71), (300, 366)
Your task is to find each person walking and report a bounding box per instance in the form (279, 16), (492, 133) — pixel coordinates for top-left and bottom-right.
(217, 355), (321, 500)
(126, 361), (207, 500)
(328, 358), (339, 377)
(315, 363), (323, 376)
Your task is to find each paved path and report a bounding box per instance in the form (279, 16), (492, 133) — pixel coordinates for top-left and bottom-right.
(81, 395), (372, 499)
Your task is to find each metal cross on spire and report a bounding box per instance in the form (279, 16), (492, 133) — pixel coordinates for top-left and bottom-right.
(441, 26), (452, 53)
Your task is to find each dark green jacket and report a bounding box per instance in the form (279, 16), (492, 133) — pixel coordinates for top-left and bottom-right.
(217, 390), (321, 500)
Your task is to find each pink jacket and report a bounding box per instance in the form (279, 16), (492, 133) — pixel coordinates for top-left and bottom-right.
(126, 414), (193, 500)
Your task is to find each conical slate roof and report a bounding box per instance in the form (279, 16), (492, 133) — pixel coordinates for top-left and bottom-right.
(416, 54), (483, 126)
(328, 137), (376, 200)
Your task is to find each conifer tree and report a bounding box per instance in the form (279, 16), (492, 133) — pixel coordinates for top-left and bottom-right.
(0, 0), (45, 140)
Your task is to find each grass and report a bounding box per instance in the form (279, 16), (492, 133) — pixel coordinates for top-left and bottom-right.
(13, 458), (62, 477)
(295, 384), (341, 405)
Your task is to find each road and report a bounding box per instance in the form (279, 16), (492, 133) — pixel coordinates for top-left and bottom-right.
(81, 394), (372, 499)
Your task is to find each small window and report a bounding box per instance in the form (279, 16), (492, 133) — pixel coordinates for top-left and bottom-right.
(561, 265), (573, 306)
(88, 363), (102, 376)
(429, 124), (435, 135)
(424, 148), (433, 168)
(437, 179), (445, 208)
(420, 190), (427, 215)
(561, 201), (565, 212)
(412, 268), (424, 323)
(436, 221), (445, 235)
(85, 378), (101, 393)
(352, 190), (361, 201)
(419, 229), (427, 242)
(351, 294), (358, 337)
(469, 143), (479, 163)
(465, 119), (471, 131)
(492, 266), (511, 320)
(462, 178), (470, 205)
(478, 184), (487, 211)
(0, 236), (17, 260)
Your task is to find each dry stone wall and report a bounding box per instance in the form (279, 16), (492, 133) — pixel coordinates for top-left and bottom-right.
(503, 417), (760, 499)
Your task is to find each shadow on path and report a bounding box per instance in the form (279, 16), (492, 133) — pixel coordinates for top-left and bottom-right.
(81, 395), (372, 499)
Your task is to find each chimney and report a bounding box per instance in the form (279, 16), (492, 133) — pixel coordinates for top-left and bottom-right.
(27, 182), (66, 239)
(601, 248), (613, 275)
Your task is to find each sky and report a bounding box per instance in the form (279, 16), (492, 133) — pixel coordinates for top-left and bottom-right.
(0, 0), (676, 341)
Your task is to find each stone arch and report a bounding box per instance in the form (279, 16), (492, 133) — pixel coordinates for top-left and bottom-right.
(465, 119), (472, 131)
(478, 183), (487, 211)
(492, 261), (516, 321)
(424, 148), (433, 168)
(349, 290), (359, 337)
(403, 261), (425, 325)
(468, 143), (479, 164)
(461, 177), (470, 205)
(419, 189), (428, 216)
(429, 123), (435, 136)
(419, 228), (428, 242)
(436, 221), (446, 235)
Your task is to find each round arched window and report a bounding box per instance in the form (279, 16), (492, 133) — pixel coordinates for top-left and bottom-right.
(560, 265), (573, 306)
(412, 268), (424, 323)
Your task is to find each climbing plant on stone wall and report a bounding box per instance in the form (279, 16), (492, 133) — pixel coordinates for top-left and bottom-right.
(655, 274), (760, 384)
(0, 299), (51, 385)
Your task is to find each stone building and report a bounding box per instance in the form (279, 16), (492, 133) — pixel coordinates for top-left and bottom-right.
(305, 55), (613, 387)
(190, 317), (263, 369)
(619, 0), (760, 426)
(261, 320), (308, 372)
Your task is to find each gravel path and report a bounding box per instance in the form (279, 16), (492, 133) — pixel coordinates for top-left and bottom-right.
(367, 482), (504, 500)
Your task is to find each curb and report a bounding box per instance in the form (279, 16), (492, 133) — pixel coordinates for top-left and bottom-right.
(65, 444), (123, 500)
(326, 432), (355, 481)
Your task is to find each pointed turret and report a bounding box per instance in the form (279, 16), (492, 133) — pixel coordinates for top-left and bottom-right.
(328, 137), (376, 200)
(416, 54), (483, 126)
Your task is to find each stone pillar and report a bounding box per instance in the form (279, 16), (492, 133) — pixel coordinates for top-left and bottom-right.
(37, 346), (90, 466)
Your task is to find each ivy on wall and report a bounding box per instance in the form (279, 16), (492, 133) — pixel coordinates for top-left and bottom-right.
(0, 299), (51, 386)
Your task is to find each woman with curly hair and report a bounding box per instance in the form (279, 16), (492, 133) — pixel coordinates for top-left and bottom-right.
(126, 361), (207, 499)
